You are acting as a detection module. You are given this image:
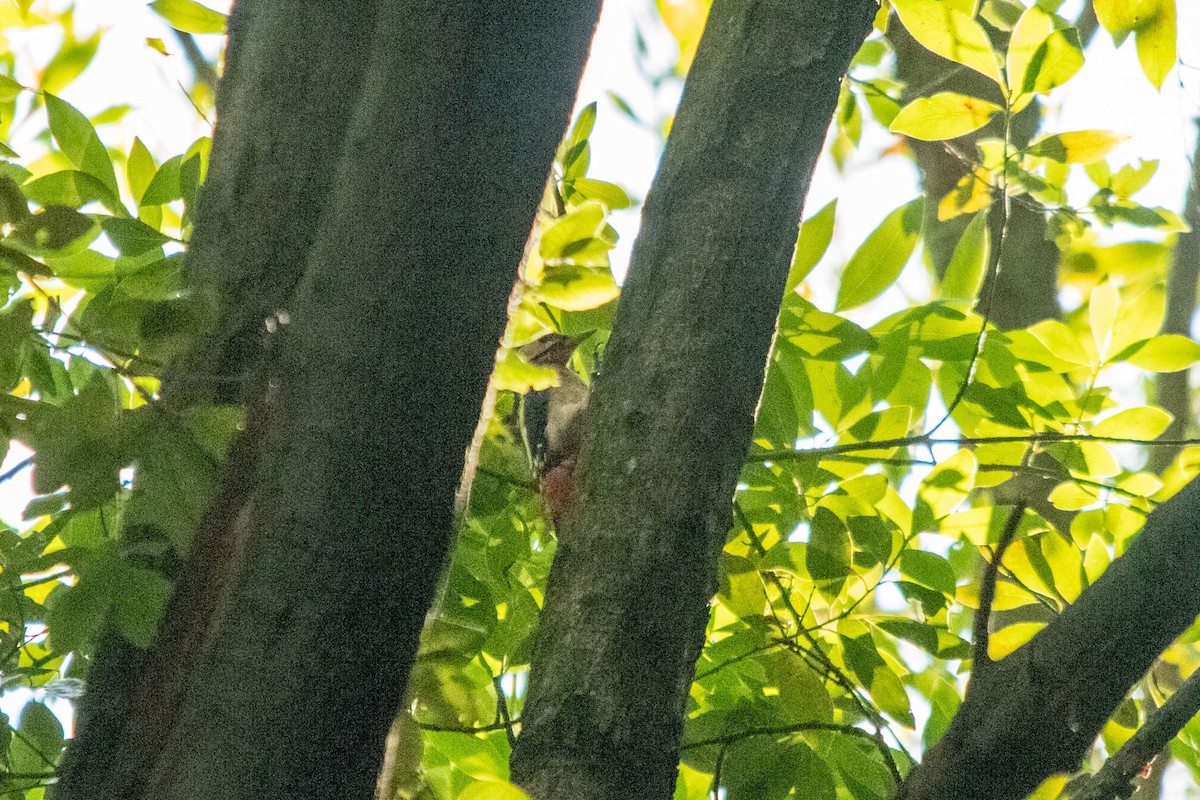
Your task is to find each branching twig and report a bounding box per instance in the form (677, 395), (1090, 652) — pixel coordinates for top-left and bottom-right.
(971, 501), (1026, 679)
(1071, 669), (1200, 800)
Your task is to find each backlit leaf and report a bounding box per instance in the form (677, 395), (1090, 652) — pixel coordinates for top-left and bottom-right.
(44, 93), (121, 202)
(149, 0), (228, 34)
(836, 199), (923, 312)
(940, 211), (989, 300)
(1024, 130), (1129, 164)
(1134, 0), (1176, 89)
(939, 167), (993, 220)
(1020, 28), (1084, 99)
(786, 200), (836, 293)
(891, 0), (1003, 86)
(891, 92), (1001, 141)
(1119, 335), (1200, 372)
(1092, 406), (1173, 440)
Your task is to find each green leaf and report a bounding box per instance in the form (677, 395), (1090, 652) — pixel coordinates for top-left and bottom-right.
(459, 782), (532, 800)
(1024, 130), (1129, 164)
(1089, 281), (1119, 360)
(1118, 335), (1200, 372)
(41, 31), (101, 95)
(10, 205), (97, 253)
(532, 265), (618, 311)
(1094, 0), (1142, 46)
(10, 701), (62, 776)
(1134, 0), (1176, 89)
(1005, 4), (1055, 96)
(540, 200), (607, 261)
(140, 154), (184, 205)
(890, 92), (1001, 141)
(891, 0), (1003, 86)
(46, 583), (107, 652)
(569, 177), (633, 210)
(786, 200), (836, 294)
(807, 507), (853, 581)
(127, 137), (157, 205)
(110, 565), (172, 648)
(919, 448), (977, 519)
(1110, 160), (1158, 198)
(0, 74), (27, 102)
(835, 199), (923, 312)
(1092, 406), (1173, 440)
(940, 211), (989, 300)
(899, 549), (956, 596)
(149, 0), (229, 34)
(44, 94), (122, 205)
(871, 665), (915, 728)
(1020, 28), (1084, 99)
(102, 217), (170, 257)
(23, 169), (121, 212)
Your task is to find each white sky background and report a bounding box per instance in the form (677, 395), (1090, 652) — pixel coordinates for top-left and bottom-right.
(0, 0), (1199, 779)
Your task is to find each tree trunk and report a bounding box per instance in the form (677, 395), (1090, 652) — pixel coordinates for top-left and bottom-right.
(58, 2), (380, 795)
(895, 477), (1200, 800)
(509, 2), (877, 798)
(58, 2), (601, 799)
(1150, 123), (1200, 473)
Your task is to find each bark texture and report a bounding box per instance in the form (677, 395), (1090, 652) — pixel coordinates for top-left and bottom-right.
(171, 0), (381, 402)
(1151, 124), (1200, 472)
(895, 477), (1200, 800)
(60, 2), (601, 798)
(58, 2), (379, 795)
(509, 2), (877, 798)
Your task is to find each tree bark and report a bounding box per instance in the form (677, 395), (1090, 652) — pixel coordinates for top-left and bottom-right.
(895, 477), (1200, 800)
(171, 0), (383, 402)
(58, 2), (380, 795)
(59, 2), (601, 799)
(509, 2), (877, 798)
(1150, 123), (1200, 473)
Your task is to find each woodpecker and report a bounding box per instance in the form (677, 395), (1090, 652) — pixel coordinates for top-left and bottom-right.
(519, 333), (588, 527)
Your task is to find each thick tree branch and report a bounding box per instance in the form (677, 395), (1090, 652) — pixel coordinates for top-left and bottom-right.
(510, 2), (878, 798)
(1074, 668), (1200, 800)
(895, 477), (1200, 800)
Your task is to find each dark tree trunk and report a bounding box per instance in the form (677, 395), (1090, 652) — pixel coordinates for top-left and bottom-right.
(57, 2), (601, 798)
(509, 2), (877, 798)
(58, 2), (381, 795)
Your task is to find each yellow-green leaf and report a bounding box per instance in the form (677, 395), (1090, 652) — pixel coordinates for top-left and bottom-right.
(532, 265), (619, 311)
(940, 211), (989, 299)
(891, 0), (1003, 86)
(1005, 4), (1055, 96)
(149, 0), (228, 34)
(1083, 534), (1110, 584)
(1089, 281), (1119, 359)
(988, 621), (1043, 659)
(890, 92), (1001, 141)
(460, 782), (532, 800)
(1028, 319), (1092, 367)
(1135, 0), (1176, 90)
(786, 200), (836, 294)
(835, 199), (923, 312)
(938, 167), (994, 220)
(1121, 334), (1200, 372)
(1094, 0), (1143, 46)
(1020, 28), (1084, 100)
(919, 448), (977, 519)
(1049, 481), (1099, 510)
(1024, 130), (1129, 164)
(1092, 406), (1173, 440)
